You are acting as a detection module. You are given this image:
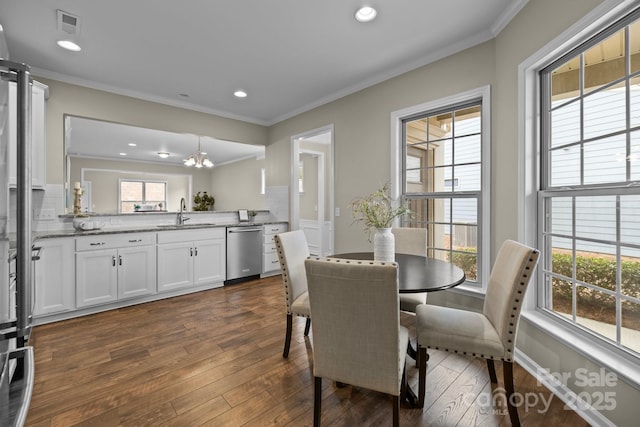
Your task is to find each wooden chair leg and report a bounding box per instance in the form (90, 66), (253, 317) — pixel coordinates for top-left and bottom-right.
(503, 361), (520, 427)
(417, 346), (427, 408)
(400, 366), (407, 403)
(487, 359), (498, 384)
(314, 376), (322, 427)
(392, 394), (400, 427)
(283, 314), (293, 358)
(304, 317), (311, 336)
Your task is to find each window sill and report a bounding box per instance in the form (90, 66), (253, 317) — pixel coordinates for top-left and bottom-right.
(521, 309), (640, 390)
(449, 282), (486, 298)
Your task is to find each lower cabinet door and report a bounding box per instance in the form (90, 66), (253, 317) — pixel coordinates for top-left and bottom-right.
(33, 238), (75, 316)
(118, 245), (157, 299)
(157, 242), (194, 291)
(76, 250), (118, 307)
(193, 238), (225, 286)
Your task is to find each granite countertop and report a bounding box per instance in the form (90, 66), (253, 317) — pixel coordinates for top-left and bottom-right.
(31, 220), (286, 242)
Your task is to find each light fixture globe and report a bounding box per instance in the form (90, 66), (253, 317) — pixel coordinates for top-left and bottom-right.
(355, 6), (377, 23)
(57, 39), (82, 51)
(184, 137), (214, 168)
(184, 155), (196, 166)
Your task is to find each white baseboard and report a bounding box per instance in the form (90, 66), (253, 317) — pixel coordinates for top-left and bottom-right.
(514, 348), (615, 427)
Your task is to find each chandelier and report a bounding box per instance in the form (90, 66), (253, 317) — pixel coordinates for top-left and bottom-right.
(183, 136), (214, 168)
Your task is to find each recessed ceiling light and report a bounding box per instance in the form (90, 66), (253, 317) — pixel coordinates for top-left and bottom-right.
(128, 143), (137, 147)
(57, 40), (81, 51)
(157, 152), (170, 158)
(234, 89), (248, 98)
(119, 152), (127, 156)
(355, 6), (377, 23)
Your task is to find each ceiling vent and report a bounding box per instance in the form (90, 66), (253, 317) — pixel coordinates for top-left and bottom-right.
(57, 10), (81, 35)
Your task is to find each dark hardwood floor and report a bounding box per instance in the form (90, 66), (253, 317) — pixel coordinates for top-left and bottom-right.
(26, 276), (589, 426)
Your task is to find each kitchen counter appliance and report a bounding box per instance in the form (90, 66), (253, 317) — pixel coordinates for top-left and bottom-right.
(225, 226), (263, 284)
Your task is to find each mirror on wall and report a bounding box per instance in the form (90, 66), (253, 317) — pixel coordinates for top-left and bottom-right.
(64, 116), (266, 214)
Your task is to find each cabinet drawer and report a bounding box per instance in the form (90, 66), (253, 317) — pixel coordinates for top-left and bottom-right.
(157, 227), (225, 244)
(76, 232), (155, 251)
(263, 224), (288, 244)
(263, 223), (287, 236)
(263, 252), (281, 273)
(264, 242), (277, 253)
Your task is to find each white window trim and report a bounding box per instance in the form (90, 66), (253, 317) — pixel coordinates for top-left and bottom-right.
(118, 178), (168, 213)
(518, 0), (640, 389)
(390, 85), (491, 292)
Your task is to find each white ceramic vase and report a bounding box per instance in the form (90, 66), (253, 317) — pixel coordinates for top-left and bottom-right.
(373, 227), (395, 262)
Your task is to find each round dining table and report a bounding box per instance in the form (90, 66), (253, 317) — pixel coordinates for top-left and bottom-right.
(328, 252), (466, 407)
(330, 252), (466, 293)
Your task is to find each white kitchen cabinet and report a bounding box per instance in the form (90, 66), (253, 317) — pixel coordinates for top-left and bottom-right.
(75, 233), (156, 308)
(157, 228), (225, 292)
(262, 223), (288, 275)
(8, 80), (47, 188)
(33, 238), (75, 316)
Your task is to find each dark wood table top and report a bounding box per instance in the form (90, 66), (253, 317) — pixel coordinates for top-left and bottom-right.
(329, 252), (466, 293)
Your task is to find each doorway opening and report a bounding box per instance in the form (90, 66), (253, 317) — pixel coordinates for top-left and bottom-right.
(291, 125), (334, 256)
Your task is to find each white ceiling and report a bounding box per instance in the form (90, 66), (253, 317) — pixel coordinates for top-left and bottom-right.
(0, 1), (528, 126)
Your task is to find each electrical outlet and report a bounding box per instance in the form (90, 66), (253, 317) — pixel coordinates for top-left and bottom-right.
(335, 207), (341, 217)
(35, 208), (56, 221)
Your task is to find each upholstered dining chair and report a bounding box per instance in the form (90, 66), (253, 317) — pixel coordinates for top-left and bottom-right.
(305, 257), (409, 427)
(415, 240), (539, 427)
(274, 230), (312, 358)
(392, 227), (428, 313)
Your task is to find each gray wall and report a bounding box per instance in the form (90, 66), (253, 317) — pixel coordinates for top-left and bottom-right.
(209, 156), (266, 210)
(265, 0), (634, 424)
(70, 157), (202, 213)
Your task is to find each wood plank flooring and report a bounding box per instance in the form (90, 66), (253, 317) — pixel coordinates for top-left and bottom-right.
(26, 276), (589, 426)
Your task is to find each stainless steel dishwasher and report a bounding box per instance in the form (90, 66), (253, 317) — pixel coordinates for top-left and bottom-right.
(225, 226), (263, 284)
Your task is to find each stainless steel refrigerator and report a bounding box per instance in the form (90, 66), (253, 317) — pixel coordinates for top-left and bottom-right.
(0, 26), (35, 427)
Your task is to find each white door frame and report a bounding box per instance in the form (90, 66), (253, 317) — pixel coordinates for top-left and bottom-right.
(299, 149), (325, 255)
(290, 124), (334, 255)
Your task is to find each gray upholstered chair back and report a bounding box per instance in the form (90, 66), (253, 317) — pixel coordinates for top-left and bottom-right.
(305, 258), (404, 396)
(482, 240), (540, 360)
(392, 227), (427, 256)
(274, 230), (310, 314)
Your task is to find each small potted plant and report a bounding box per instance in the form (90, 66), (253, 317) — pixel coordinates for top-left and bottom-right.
(248, 210), (258, 221)
(193, 191), (215, 211)
(350, 183), (411, 261)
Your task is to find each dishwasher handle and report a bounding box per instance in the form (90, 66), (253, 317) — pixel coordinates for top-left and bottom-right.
(228, 228), (262, 233)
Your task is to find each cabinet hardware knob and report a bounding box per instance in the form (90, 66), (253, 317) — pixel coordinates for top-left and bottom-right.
(90, 242), (106, 246)
(112, 256), (116, 266)
(128, 239), (142, 243)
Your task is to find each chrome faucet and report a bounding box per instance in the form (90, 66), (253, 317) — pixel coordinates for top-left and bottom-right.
(177, 197), (190, 225)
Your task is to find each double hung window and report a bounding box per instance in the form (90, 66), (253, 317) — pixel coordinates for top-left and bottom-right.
(399, 93), (489, 288)
(120, 179), (167, 213)
(539, 11), (640, 356)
